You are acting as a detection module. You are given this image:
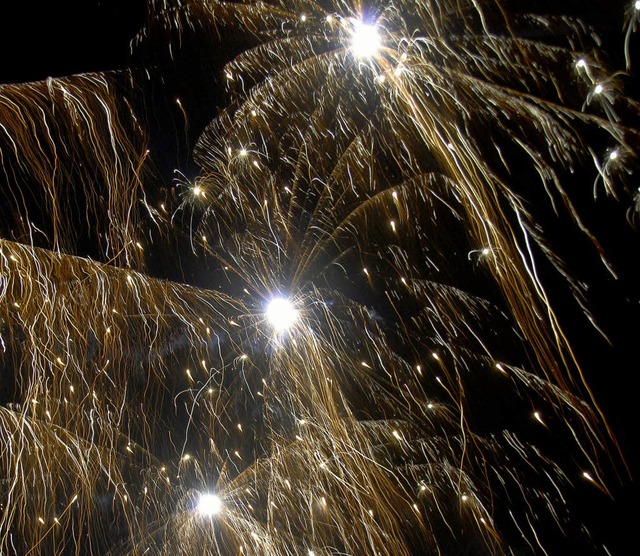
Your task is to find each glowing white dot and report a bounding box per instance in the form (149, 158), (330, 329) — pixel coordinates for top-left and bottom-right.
(350, 19), (381, 59)
(636, 0), (640, 11)
(576, 58), (587, 69)
(266, 297), (298, 331)
(197, 493), (222, 516)
(594, 84), (604, 94)
(609, 149), (619, 160)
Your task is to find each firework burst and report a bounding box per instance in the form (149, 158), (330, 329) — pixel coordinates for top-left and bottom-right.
(1, 1), (638, 554)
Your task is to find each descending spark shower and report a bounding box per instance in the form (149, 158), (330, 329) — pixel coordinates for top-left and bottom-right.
(1, 0), (639, 554)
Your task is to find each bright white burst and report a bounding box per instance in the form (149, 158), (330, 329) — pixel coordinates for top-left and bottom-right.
(350, 19), (381, 59)
(266, 297), (298, 331)
(197, 493), (222, 517)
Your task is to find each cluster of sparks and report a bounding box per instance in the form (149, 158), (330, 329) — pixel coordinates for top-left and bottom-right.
(1, 0), (639, 554)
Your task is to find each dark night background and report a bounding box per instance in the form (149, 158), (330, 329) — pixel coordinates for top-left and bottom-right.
(0, 0), (638, 553)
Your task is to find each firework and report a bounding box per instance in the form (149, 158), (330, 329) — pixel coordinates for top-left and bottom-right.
(1, 1), (638, 554)
(0, 73), (150, 268)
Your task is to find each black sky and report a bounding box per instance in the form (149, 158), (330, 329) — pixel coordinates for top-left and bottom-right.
(0, 1), (146, 84)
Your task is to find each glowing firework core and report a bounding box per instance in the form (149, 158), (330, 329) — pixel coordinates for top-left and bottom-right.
(197, 493), (222, 516)
(350, 19), (381, 59)
(266, 297), (298, 331)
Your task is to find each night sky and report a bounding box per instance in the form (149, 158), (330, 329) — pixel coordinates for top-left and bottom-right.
(1, 0), (638, 553)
